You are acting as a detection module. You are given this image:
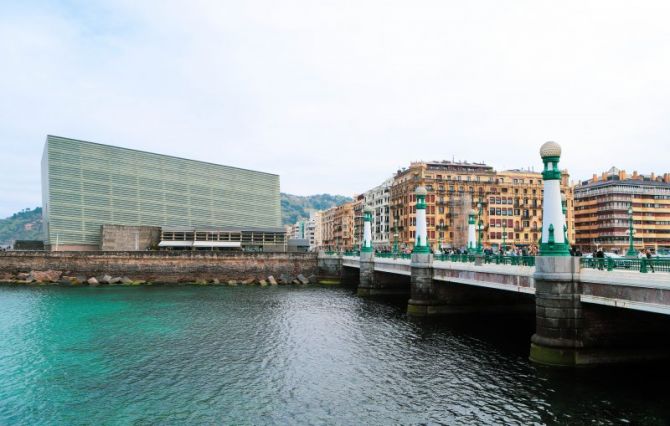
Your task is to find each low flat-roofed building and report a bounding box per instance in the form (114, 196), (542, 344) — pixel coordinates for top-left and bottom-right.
(42, 135), (281, 250)
(159, 227), (287, 252)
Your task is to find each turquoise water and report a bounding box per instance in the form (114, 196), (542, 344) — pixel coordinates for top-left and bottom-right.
(1, 285), (669, 425)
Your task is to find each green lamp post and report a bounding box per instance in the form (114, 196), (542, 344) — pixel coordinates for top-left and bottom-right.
(361, 205), (374, 253)
(502, 219), (507, 253)
(413, 186), (430, 253)
(539, 141), (571, 256)
(467, 209), (476, 251)
(626, 204), (637, 257)
(392, 213), (399, 256)
(475, 199), (484, 254)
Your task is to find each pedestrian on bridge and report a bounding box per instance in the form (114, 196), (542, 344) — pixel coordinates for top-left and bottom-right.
(646, 249), (655, 273)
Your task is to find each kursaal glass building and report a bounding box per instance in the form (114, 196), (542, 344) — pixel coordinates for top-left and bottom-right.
(41, 135), (282, 251)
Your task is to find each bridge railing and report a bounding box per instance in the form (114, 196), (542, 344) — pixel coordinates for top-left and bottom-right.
(580, 257), (670, 273)
(483, 255), (536, 267)
(375, 252), (412, 260)
(433, 254), (536, 266)
(343, 250), (360, 257)
(434, 254), (477, 263)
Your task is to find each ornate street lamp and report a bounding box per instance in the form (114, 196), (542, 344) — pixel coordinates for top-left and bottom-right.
(626, 204), (637, 257)
(413, 186), (430, 253)
(502, 219), (507, 253)
(393, 220), (399, 255)
(390, 205), (399, 255)
(561, 193), (569, 246)
(475, 198), (484, 254)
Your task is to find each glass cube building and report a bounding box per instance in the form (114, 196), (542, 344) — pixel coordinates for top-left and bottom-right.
(41, 135), (282, 250)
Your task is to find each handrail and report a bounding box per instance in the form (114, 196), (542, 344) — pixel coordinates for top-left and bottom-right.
(375, 252), (411, 260)
(580, 257), (670, 273)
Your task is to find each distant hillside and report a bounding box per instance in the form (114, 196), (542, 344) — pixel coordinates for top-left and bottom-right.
(281, 193), (351, 225)
(0, 207), (44, 245)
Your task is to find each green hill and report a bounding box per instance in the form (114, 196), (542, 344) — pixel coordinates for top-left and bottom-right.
(0, 207), (44, 245)
(281, 193), (351, 225)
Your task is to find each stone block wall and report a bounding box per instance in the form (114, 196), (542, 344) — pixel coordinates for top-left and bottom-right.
(0, 251), (318, 283)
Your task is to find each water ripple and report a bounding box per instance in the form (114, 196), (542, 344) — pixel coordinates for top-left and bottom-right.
(0, 285), (669, 425)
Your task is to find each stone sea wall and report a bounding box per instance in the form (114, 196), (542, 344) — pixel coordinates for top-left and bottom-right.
(0, 251), (319, 285)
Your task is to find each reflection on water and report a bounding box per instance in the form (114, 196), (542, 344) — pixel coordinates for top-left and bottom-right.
(0, 285), (668, 424)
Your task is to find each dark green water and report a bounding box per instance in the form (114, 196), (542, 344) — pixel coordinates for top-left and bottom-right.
(1, 285), (669, 425)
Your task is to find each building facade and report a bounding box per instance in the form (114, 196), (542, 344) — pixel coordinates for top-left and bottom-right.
(289, 211), (321, 251)
(42, 135), (282, 251)
(352, 178), (393, 250)
(320, 201), (355, 250)
(390, 161), (574, 252)
(574, 167), (670, 253)
(312, 210), (323, 250)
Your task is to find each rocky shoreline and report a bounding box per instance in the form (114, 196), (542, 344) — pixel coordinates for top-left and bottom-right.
(0, 270), (323, 287)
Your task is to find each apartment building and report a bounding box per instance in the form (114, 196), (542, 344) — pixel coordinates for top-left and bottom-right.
(390, 161), (574, 252)
(574, 167), (670, 253)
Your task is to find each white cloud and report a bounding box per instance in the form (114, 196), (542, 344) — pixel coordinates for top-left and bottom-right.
(1, 0), (670, 218)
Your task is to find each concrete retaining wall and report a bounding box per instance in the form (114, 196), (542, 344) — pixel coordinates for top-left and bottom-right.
(101, 225), (161, 251)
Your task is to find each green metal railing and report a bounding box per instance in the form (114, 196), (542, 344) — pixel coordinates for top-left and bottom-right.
(483, 255), (536, 267)
(581, 257), (670, 273)
(432, 254), (536, 266)
(434, 254), (477, 263)
(375, 252), (412, 260)
(343, 250), (360, 257)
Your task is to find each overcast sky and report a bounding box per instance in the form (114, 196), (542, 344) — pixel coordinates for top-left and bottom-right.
(1, 0), (670, 218)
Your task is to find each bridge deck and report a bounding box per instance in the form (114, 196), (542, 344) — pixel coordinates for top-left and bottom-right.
(335, 254), (670, 315)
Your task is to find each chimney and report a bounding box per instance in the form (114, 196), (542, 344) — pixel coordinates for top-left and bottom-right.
(651, 172), (656, 181)
(592, 174), (598, 183)
(601, 172), (607, 181)
(619, 170), (626, 180)
(632, 170), (639, 180)
(664, 173), (670, 183)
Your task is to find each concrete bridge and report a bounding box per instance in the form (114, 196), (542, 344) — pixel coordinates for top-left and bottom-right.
(318, 251), (670, 367)
(317, 141), (670, 367)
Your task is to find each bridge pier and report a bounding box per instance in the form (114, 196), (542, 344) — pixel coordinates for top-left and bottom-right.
(530, 256), (583, 366)
(530, 256), (670, 366)
(358, 252), (411, 297)
(406, 253), (445, 316)
(357, 251), (375, 296)
(317, 253), (342, 283)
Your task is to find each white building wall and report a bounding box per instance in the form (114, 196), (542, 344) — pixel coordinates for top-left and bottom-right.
(363, 177), (393, 249)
